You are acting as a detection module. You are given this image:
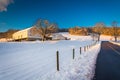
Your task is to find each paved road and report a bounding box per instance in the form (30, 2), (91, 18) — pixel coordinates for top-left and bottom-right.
(93, 41), (120, 80)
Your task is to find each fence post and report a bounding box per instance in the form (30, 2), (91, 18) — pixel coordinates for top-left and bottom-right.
(84, 46), (86, 52)
(73, 48), (75, 59)
(56, 51), (59, 71)
(80, 47), (81, 54)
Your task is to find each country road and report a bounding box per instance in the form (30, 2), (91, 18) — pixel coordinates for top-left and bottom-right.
(93, 41), (120, 80)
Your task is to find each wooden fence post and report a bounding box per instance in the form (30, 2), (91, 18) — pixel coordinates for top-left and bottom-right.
(84, 46), (86, 52)
(87, 45), (88, 50)
(80, 47), (81, 54)
(56, 51), (59, 71)
(73, 48), (75, 59)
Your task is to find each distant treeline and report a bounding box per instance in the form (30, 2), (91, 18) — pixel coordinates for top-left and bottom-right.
(69, 22), (120, 41)
(69, 22), (120, 37)
(69, 27), (88, 36)
(0, 29), (19, 38)
(69, 26), (120, 36)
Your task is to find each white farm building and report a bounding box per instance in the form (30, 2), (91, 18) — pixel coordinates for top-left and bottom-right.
(12, 27), (41, 41)
(50, 33), (67, 40)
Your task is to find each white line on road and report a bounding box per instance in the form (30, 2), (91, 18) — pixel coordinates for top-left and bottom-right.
(107, 45), (120, 56)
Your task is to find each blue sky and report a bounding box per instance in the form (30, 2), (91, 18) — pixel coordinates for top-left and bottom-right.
(0, 0), (120, 32)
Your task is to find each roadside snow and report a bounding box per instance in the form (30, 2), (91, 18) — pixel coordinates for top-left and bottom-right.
(110, 41), (120, 46)
(41, 42), (101, 80)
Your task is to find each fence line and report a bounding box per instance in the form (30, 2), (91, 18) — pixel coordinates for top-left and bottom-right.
(56, 40), (98, 71)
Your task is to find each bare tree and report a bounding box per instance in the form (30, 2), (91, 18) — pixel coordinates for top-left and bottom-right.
(35, 19), (58, 41)
(112, 21), (119, 42)
(93, 22), (105, 41)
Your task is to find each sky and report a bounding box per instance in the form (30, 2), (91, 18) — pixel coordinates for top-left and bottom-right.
(0, 0), (120, 32)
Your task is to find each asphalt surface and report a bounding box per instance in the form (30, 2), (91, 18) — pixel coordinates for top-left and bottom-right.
(93, 41), (120, 80)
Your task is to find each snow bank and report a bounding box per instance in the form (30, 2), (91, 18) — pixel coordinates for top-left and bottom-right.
(41, 42), (101, 80)
(110, 41), (120, 46)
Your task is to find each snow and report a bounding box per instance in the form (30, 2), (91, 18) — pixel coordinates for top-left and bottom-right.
(0, 33), (101, 80)
(0, 38), (7, 42)
(110, 41), (120, 46)
(99, 35), (120, 41)
(61, 32), (92, 41)
(42, 42), (101, 80)
(61, 32), (113, 41)
(100, 35), (112, 41)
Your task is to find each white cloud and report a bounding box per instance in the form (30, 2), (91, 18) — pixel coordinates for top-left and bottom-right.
(0, 0), (13, 12)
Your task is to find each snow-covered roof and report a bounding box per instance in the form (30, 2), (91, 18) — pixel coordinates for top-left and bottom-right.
(14, 27), (33, 34)
(50, 33), (66, 40)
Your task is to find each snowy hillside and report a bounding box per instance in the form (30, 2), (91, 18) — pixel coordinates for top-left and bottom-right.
(0, 33), (101, 80)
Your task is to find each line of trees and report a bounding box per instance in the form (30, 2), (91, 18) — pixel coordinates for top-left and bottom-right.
(69, 27), (88, 36)
(0, 29), (19, 39)
(69, 21), (120, 42)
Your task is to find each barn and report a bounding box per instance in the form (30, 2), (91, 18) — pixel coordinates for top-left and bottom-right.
(12, 27), (41, 41)
(50, 33), (67, 40)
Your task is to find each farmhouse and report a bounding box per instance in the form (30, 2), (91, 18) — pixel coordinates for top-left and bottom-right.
(12, 26), (68, 41)
(12, 27), (41, 41)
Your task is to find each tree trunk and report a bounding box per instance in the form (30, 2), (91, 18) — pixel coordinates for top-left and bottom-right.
(93, 36), (94, 41)
(42, 35), (46, 41)
(98, 34), (100, 41)
(92, 33), (95, 41)
(98, 36), (100, 41)
(115, 36), (117, 42)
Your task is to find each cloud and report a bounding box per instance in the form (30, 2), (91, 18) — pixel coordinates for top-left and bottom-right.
(0, 0), (13, 12)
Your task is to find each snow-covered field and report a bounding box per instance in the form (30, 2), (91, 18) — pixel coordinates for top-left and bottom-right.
(0, 33), (101, 80)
